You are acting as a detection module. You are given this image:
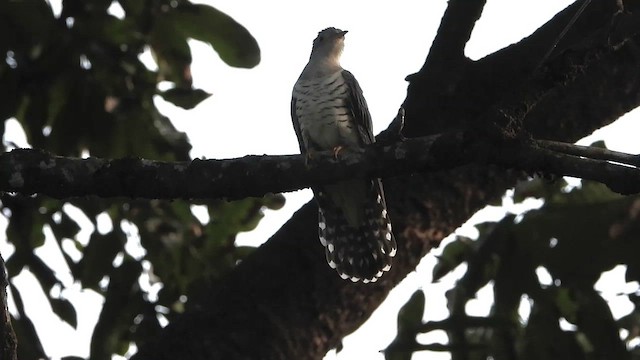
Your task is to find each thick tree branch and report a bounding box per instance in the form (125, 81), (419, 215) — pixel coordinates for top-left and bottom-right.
(0, 134), (460, 200)
(419, 0), (486, 73)
(4, 133), (640, 200)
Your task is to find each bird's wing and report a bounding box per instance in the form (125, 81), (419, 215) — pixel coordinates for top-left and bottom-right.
(342, 70), (375, 145)
(290, 95), (306, 154)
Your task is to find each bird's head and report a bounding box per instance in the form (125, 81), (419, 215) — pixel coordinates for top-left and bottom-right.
(310, 27), (348, 64)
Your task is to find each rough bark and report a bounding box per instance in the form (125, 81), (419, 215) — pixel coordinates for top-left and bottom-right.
(0, 253), (17, 360)
(5, 133), (640, 200)
(127, 1), (639, 359)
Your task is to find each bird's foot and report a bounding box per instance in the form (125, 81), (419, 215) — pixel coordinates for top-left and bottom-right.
(332, 146), (344, 159)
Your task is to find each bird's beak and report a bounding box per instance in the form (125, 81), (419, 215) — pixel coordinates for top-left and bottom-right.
(339, 30), (348, 37)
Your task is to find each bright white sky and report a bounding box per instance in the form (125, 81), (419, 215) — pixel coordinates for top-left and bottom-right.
(4, 1), (640, 359)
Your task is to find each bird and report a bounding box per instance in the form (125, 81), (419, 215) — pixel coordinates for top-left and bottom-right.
(291, 27), (397, 283)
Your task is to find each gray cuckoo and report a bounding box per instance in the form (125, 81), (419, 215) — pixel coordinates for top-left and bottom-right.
(291, 27), (397, 282)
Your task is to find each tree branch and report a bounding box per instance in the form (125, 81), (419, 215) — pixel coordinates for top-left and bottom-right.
(419, 0), (486, 73)
(0, 133), (455, 200)
(4, 132), (640, 200)
(537, 139), (640, 167)
(495, 141), (640, 195)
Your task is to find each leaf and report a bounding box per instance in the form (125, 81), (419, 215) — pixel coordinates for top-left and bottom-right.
(16, 88), (48, 149)
(50, 297), (78, 328)
(524, 301), (583, 359)
(0, 70), (20, 124)
(0, 112), (5, 142)
(27, 254), (60, 293)
(546, 180), (623, 207)
(159, 87), (211, 109)
(99, 17), (142, 47)
(78, 230), (126, 289)
(117, 0), (144, 17)
(13, 313), (48, 360)
(130, 306), (162, 348)
(235, 246), (257, 260)
(91, 259), (143, 360)
(10, 284), (47, 359)
(432, 236), (473, 282)
(626, 263), (640, 283)
(456, 219), (508, 299)
(46, 75), (72, 131)
(263, 193), (286, 210)
(397, 290), (425, 335)
(168, 3), (260, 68)
(384, 290), (425, 360)
(4, 252), (26, 278)
(513, 177), (568, 203)
(150, 15), (192, 86)
(3, 196), (47, 271)
(42, 71), (114, 156)
(554, 288), (579, 323)
(49, 210), (81, 240)
(573, 287), (626, 358)
(1, 0), (55, 43)
(207, 198), (265, 241)
(514, 178), (620, 208)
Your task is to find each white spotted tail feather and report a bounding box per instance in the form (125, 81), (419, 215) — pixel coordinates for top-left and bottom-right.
(316, 180), (397, 282)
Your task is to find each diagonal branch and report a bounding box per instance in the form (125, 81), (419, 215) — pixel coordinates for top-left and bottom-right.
(420, 0), (486, 73)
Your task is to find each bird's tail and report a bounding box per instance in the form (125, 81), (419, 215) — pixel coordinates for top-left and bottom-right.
(316, 180), (397, 282)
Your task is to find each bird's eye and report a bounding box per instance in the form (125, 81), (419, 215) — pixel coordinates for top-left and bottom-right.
(318, 36), (324, 42)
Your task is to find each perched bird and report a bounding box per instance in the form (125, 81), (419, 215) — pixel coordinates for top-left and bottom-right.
(291, 27), (397, 282)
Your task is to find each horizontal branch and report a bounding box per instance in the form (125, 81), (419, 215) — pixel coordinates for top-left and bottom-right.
(0, 134), (463, 200)
(2, 133), (640, 200)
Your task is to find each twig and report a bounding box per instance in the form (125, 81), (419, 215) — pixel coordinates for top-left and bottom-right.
(534, 0), (592, 72)
(536, 139), (640, 167)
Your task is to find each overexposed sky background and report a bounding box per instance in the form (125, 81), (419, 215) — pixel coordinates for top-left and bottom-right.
(3, 1), (640, 359)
